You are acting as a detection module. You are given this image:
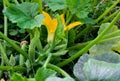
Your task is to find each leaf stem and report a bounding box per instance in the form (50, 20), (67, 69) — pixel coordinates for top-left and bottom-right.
(19, 42), (27, 66)
(0, 32), (28, 59)
(0, 66), (26, 72)
(0, 42), (10, 65)
(3, 0), (8, 51)
(95, 0), (119, 23)
(28, 28), (42, 62)
(47, 64), (70, 77)
(57, 10), (120, 67)
(43, 54), (52, 68)
(100, 9), (119, 24)
(68, 34), (120, 50)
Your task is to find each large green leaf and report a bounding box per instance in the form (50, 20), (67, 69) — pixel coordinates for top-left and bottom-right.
(10, 73), (27, 81)
(35, 67), (56, 81)
(73, 54), (90, 81)
(83, 59), (120, 81)
(66, 0), (93, 19)
(3, 2), (44, 29)
(46, 77), (75, 81)
(73, 53), (120, 81)
(45, 0), (67, 11)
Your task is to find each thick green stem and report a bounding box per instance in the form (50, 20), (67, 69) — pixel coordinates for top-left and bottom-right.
(28, 28), (42, 62)
(100, 9), (119, 24)
(47, 64), (70, 77)
(57, 10), (120, 67)
(0, 42), (10, 65)
(69, 35), (120, 50)
(0, 32), (28, 59)
(68, 41), (90, 50)
(28, 39), (35, 62)
(0, 66), (26, 72)
(95, 0), (119, 23)
(35, 61), (70, 77)
(43, 54), (52, 68)
(3, 0), (8, 51)
(19, 42), (27, 66)
(3, 3), (7, 37)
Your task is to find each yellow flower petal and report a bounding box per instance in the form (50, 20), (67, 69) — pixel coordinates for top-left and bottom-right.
(42, 11), (52, 30)
(60, 14), (65, 26)
(52, 18), (58, 33)
(64, 22), (82, 30)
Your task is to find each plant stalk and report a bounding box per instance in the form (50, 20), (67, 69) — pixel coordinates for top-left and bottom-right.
(43, 54), (52, 68)
(3, 0), (8, 51)
(47, 64), (70, 77)
(100, 9), (119, 24)
(0, 42), (10, 65)
(95, 0), (119, 23)
(0, 32), (28, 59)
(0, 66), (26, 72)
(28, 28), (42, 62)
(57, 10), (120, 67)
(19, 42), (27, 66)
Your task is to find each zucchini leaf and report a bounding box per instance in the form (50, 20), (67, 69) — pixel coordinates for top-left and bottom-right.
(35, 67), (56, 81)
(73, 53), (120, 81)
(83, 59), (120, 81)
(66, 0), (93, 19)
(45, 0), (67, 11)
(3, 2), (44, 29)
(10, 73), (27, 81)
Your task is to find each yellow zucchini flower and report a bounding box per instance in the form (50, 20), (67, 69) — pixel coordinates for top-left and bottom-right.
(42, 11), (82, 42)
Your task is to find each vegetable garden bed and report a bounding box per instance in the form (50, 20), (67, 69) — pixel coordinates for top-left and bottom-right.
(0, 0), (120, 81)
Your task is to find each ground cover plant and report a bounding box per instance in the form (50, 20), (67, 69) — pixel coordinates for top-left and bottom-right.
(1, 0), (120, 81)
